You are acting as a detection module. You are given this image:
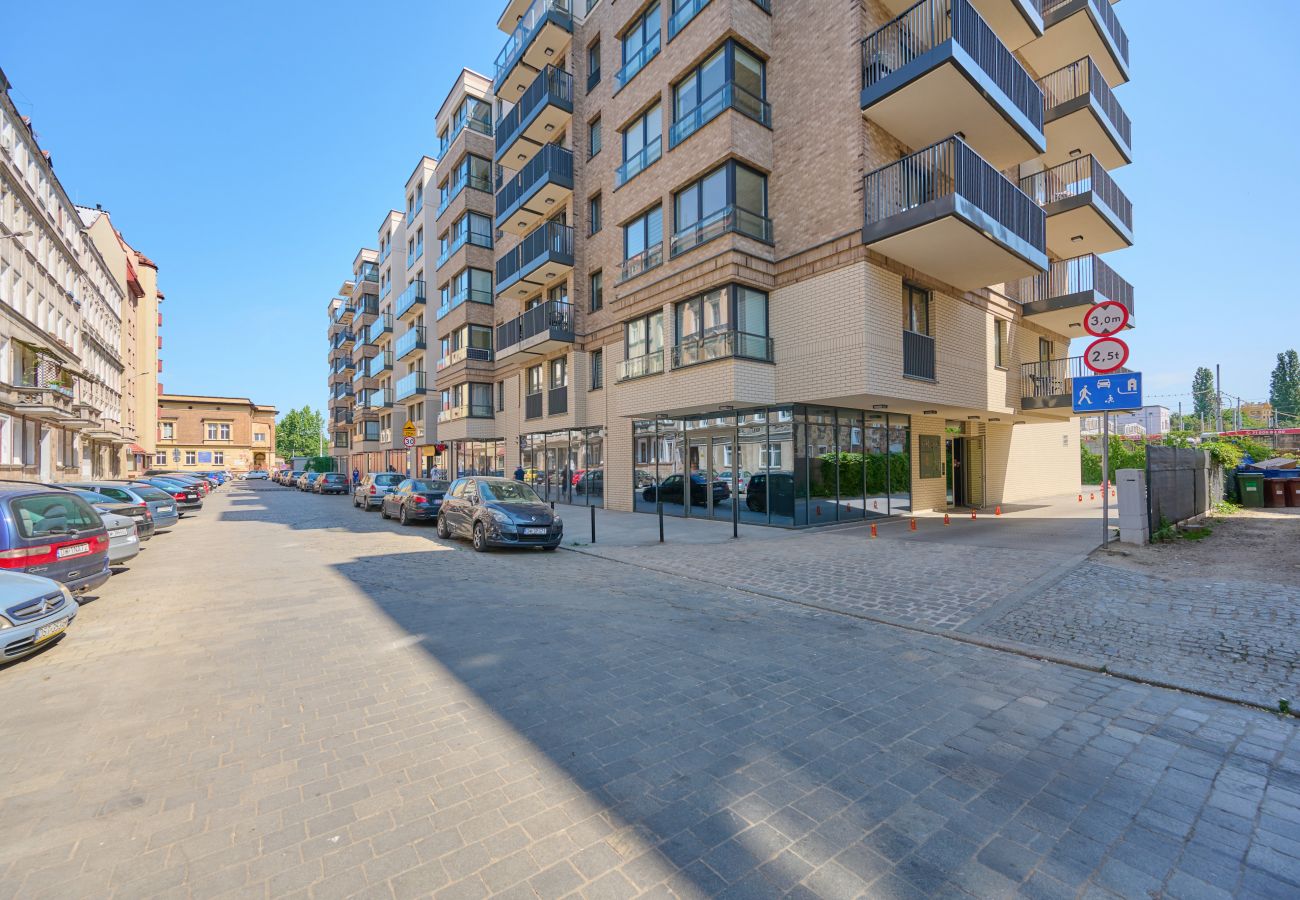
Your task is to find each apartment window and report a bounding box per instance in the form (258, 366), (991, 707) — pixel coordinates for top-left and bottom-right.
(589, 270), (603, 312)
(674, 284), (771, 364)
(185, 450), (196, 465)
(995, 319), (1009, 369)
(671, 41), (769, 148)
(587, 39), (601, 92)
(672, 161), (770, 255)
(590, 349), (603, 390)
(623, 205), (663, 277)
(154, 452), (167, 466)
(588, 117), (602, 159)
(905, 284), (931, 336)
(618, 104), (662, 186)
(206, 423), (231, 441)
(588, 194), (602, 235)
(549, 357), (568, 390)
(618, 3), (662, 90)
(469, 383), (493, 417)
(526, 365), (543, 395)
(213, 451), (225, 465)
(159, 422), (174, 440)
(624, 310), (664, 360)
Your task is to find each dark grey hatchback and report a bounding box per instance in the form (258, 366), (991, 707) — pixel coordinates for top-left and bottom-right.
(0, 486), (110, 594)
(437, 477), (562, 551)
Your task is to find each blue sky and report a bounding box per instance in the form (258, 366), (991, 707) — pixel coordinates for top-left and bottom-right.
(2, 0), (1297, 421)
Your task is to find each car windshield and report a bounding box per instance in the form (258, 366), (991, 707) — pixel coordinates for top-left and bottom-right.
(411, 480), (449, 492)
(479, 480), (541, 503)
(10, 494), (100, 538)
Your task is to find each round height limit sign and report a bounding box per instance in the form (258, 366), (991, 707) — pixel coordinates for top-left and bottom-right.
(1083, 302), (1129, 374)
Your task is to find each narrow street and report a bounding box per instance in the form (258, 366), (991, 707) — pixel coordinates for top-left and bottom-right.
(1, 482), (1297, 899)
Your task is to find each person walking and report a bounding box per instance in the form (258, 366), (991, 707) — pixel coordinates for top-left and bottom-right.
(352, 468), (360, 486)
(514, 464), (526, 482)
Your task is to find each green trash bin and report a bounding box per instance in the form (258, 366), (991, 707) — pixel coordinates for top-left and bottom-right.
(1237, 472), (1265, 507)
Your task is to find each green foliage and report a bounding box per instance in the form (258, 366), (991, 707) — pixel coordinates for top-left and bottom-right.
(1269, 350), (1300, 420)
(1080, 445), (1103, 484)
(1151, 517), (1178, 543)
(815, 452), (910, 498)
(303, 456), (334, 473)
(1199, 440), (1244, 470)
(276, 406), (326, 460)
(1192, 366), (1216, 421)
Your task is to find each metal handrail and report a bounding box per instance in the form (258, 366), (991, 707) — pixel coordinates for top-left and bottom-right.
(396, 371), (427, 400)
(1017, 156), (1131, 229)
(494, 0), (573, 87)
(496, 67), (573, 155)
(496, 221), (574, 286)
(864, 136), (1044, 250)
(861, 0), (1043, 132)
(395, 326), (427, 360)
(616, 350), (665, 382)
(615, 29), (661, 90)
(1037, 57), (1130, 148)
(670, 205), (772, 257)
(438, 106), (493, 157)
(670, 82), (770, 148)
(496, 145), (573, 218)
(496, 300), (574, 350)
(615, 135), (662, 187)
(1007, 254), (1134, 312)
(395, 280), (427, 318)
(1043, 0), (1128, 67)
(1020, 355), (1087, 399)
(903, 329), (936, 380)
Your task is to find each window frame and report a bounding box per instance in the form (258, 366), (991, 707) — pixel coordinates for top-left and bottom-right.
(589, 269), (603, 312)
(590, 349), (604, 391)
(623, 309), (664, 360)
(671, 160), (770, 255)
(905, 284), (931, 337)
(588, 194), (602, 235)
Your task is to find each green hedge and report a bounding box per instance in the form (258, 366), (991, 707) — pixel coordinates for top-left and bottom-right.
(815, 452), (910, 497)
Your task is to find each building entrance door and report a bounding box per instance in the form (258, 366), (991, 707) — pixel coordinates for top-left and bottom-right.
(945, 437), (985, 508)
(946, 438), (964, 508)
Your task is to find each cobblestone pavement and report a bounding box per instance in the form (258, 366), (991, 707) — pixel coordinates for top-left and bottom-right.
(970, 560), (1300, 710)
(571, 526), (1082, 631)
(2, 483), (1299, 899)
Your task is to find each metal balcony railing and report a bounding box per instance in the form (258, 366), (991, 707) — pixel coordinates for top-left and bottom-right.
(615, 30), (660, 91)
(863, 136), (1045, 254)
(496, 300), (574, 351)
(1038, 57), (1131, 148)
(395, 280), (427, 319)
(1007, 253), (1134, 313)
(616, 350), (665, 383)
(438, 107), (493, 157)
(494, 0), (573, 88)
(670, 205), (772, 257)
(495, 66), (573, 158)
(547, 385), (568, 416)
(395, 326), (427, 360)
(615, 135), (661, 187)
(669, 82), (770, 148)
(1018, 156), (1132, 230)
(671, 331), (774, 368)
(496, 145), (574, 221)
(861, 0), (1043, 133)
(525, 392), (544, 420)
(619, 243), (663, 283)
(1021, 356), (1087, 402)
(353, 294), (379, 320)
(1042, 0), (1128, 70)
(395, 371), (427, 401)
(356, 262), (379, 283)
(903, 330), (936, 380)
(495, 221), (573, 288)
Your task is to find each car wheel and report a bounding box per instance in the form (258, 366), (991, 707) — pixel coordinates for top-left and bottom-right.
(472, 522), (488, 552)
(380, 503), (389, 519)
(399, 507), (408, 526)
(437, 515), (450, 539)
(353, 495), (359, 508)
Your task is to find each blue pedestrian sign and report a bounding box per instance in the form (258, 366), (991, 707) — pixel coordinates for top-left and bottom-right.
(1073, 372), (1142, 413)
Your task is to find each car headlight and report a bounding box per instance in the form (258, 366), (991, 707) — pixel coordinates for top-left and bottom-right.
(0, 615), (11, 630)
(552, 516), (562, 528)
(59, 585), (74, 605)
(489, 509), (512, 525)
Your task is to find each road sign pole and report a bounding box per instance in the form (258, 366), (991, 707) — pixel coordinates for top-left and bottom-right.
(1101, 412), (1110, 549)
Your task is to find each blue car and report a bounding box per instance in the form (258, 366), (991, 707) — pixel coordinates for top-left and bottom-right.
(0, 485), (110, 595)
(0, 570), (78, 662)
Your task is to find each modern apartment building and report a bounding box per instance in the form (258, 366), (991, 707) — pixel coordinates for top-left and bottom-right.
(0, 67), (151, 482)
(330, 0), (1134, 526)
(156, 394), (276, 473)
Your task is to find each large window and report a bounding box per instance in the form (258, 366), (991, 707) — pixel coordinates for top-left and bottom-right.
(439, 96), (492, 154)
(206, 423), (231, 441)
(440, 267), (492, 317)
(624, 310), (664, 361)
(673, 284), (771, 366)
(549, 357), (568, 390)
(671, 41), (768, 147)
(442, 212), (492, 261)
(995, 319), (1009, 368)
(672, 161), (770, 255)
(622, 205), (663, 280)
(618, 104), (662, 187)
(440, 154), (491, 211)
(905, 284), (931, 336)
(526, 365), (543, 395)
(617, 3), (661, 90)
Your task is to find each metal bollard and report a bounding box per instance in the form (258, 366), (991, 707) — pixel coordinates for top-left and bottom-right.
(658, 497), (664, 543)
(590, 504), (596, 544)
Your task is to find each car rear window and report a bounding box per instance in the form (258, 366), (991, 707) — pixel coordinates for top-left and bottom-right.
(91, 486), (134, 503)
(10, 494), (101, 538)
(373, 474), (401, 486)
(132, 486), (172, 502)
(324, 474), (346, 482)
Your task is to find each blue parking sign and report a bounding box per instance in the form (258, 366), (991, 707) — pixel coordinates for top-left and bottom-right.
(1073, 372), (1142, 413)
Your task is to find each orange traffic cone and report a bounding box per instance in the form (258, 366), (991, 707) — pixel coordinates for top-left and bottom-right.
(995, 505), (1002, 516)
(971, 509), (977, 520)
(943, 513), (951, 526)
(1078, 494), (1083, 503)
(1090, 492), (1096, 501)
(870, 522), (878, 539)
(909, 518), (917, 532)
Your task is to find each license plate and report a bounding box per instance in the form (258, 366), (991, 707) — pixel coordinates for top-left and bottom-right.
(523, 527), (548, 535)
(36, 618), (69, 643)
(109, 529), (130, 538)
(56, 543), (90, 559)
(158, 506), (173, 513)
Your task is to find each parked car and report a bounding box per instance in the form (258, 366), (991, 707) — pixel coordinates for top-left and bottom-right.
(137, 478), (203, 513)
(285, 471), (304, 489)
(314, 473), (349, 495)
(298, 472), (322, 491)
(745, 472), (795, 516)
(381, 478), (450, 525)
(353, 473), (403, 511)
(0, 570), (77, 662)
(245, 470), (269, 480)
(574, 469), (603, 496)
(83, 482), (180, 531)
(146, 470), (212, 494)
(0, 486), (110, 594)
(642, 473), (730, 507)
(716, 470), (752, 493)
(68, 489), (154, 543)
(93, 508), (141, 566)
(437, 477), (562, 551)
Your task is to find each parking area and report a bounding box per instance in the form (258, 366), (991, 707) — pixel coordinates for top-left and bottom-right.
(2, 482), (1298, 899)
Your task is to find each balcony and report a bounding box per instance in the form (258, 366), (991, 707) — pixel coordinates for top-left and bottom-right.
(494, 0), (573, 100)
(395, 371), (428, 402)
(862, 136), (1046, 289)
(495, 66), (574, 168)
(356, 262), (380, 285)
(616, 350), (665, 383)
(437, 283), (494, 320)
(671, 205), (773, 257)
(860, 0), (1045, 170)
(332, 303), (354, 326)
(903, 330), (936, 381)
(496, 144), (574, 235)
(495, 220), (574, 299)
(395, 280), (427, 321)
(496, 300), (574, 361)
(1020, 355), (1088, 410)
(1019, 156), (1131, 257)
(1038, 57), (1131, 170)
(878, 0), (1042, 50)
(353, 293), (380, 325)
(619, 243), (663, 283)
(669, 83), (771, 149)
(548, 385), (568, 416)
(1020, 0), (1129, 89)
(671, 331), (774, 369)
(367, 313), (393, 344)
(438, 113), (493, 158)
(1008, 253), (1134, 333)
(438, 226), (493, 269)
(615, 136), (661, 188)
(362, 389), (393, 412)
(436, 346), (494, 372)
(395, 325), (427, 362)
(438, 168), (492, 217)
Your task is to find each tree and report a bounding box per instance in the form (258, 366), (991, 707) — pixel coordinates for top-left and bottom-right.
(1191, 367), (1215, 424)
(1269, 350), (1300, 422)
(276, 406), (326, 460)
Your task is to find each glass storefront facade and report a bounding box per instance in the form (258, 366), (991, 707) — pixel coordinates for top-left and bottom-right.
(631, 406), (911, 527)
(520, 426), (606, 507)
(448, 439), (505, 478)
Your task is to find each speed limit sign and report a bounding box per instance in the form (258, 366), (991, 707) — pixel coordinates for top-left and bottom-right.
(1083, 301), (1129, 337)
(1083, 335), (1129, 374)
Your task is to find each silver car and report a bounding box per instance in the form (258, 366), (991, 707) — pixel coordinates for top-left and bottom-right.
(0, 570), (77, 662)
(98, 511), (139, 566)
(74, 481), (180, 531)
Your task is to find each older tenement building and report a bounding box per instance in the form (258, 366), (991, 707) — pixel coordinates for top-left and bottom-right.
(332, 0), (1133, 526)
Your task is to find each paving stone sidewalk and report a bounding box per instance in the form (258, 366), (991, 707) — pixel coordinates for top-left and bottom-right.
(970, 560), (1300, 710)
